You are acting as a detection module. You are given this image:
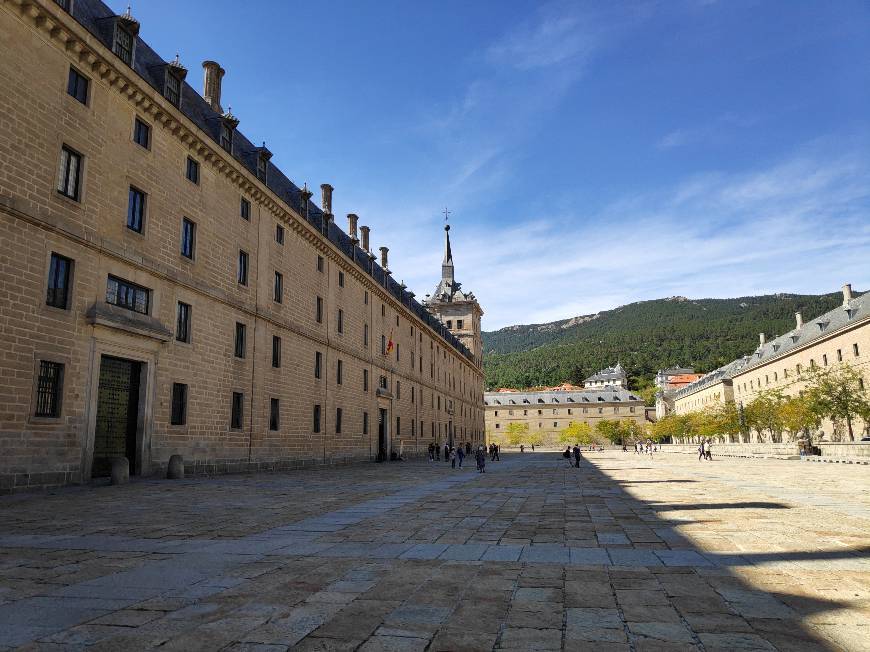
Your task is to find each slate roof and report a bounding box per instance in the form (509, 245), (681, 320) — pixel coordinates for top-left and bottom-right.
(484, 387), (642, 406)
(673, 357), (750, 400)
(585, 363), (627, 383)
(58, 0), (473, 362)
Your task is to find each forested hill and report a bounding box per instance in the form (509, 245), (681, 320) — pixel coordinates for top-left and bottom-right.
(483, 293), (846, 389)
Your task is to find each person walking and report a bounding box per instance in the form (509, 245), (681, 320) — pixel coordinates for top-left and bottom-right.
(520, 444), (525, 454)
(476, 446), (486, 473)
(705, 440), (712, 461)
(428, 442), (435, 462)
(450, 446), (457, 469)
(457, 446), (465, 468)
(466, 442), (472, 456)
(444, 443), (450, 463)
(572, 444), (581, 469)
(494, 444), (500, 461)
(698, 441), (705, 461)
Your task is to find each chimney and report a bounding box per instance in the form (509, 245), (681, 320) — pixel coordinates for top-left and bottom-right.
(202, 61), (225, 113)
(360, 225), (370, 252)
(759, 333), (765, 347)
(320, 184), (333, 215)
(379, 246), (390, 273)
(842, 283), (853, 305)
(795, 312), (803, 329)
(347, 214), (359, 243)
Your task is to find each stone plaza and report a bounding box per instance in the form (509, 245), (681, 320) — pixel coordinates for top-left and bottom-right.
(0, 452), (868, 651)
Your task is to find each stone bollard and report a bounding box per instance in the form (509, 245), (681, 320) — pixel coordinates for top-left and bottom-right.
(110, 457), (129, 485)
(167, 454), (184, 480)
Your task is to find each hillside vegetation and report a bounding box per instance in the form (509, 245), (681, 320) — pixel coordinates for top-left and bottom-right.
(483, 293), (845, 389)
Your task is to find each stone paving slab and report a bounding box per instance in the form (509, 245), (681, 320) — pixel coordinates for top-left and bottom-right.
(0, 452), (867, 650)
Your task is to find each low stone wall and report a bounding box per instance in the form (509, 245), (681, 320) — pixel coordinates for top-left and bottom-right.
(660, 442), (870, 464)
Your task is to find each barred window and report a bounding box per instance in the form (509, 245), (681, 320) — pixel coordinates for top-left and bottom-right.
(113, 25), (134, 65)
(35, 361), (63, 417)
(106, 276), (149, 314)
(164, 71), (181, 107)
(220, 123), (233, 152)
(57, 145), (82, 200)
(170, 383), (187, 425)
(272, 335), (281, 368)
(257, 155), (268, 182)
(231, 392), (243, 429)
(46, 253), (72, 309)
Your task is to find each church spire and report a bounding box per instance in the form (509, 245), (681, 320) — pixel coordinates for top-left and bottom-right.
(442, 223), (454, 282)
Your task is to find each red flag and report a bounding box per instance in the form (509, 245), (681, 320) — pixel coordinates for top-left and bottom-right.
(386, 330), (394, 354)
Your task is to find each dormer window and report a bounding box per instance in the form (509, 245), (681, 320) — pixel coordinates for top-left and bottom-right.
(114, 26), (133, 65)
(772, 344), (780, 352)
(257, 156), (267, 182)
(817, 321), (829, 331)
(220, 123), (232, 152)
(165, 71), (181, 106)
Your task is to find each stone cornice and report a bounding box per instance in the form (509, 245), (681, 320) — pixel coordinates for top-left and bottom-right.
(5, 0), (480, 375)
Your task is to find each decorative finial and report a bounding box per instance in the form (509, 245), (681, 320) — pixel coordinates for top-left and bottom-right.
(443, 207), (451, 230)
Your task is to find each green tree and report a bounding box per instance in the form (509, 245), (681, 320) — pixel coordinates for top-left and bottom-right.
(744, 389), (786, 442)
(528, 430), (544, 447)
(779, 394), (820, 442)
(559, 421), (592, 445)
(595, 419), (624, 445)
(802, 366), (870, 441)
(505, 422), (529, 446)
(649, 413), (691, 443)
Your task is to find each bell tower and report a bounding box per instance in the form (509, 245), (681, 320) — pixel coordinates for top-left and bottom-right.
(424, 217), (483, 368)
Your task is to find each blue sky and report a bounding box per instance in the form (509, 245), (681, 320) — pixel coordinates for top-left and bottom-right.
(114, 0), (870, 329)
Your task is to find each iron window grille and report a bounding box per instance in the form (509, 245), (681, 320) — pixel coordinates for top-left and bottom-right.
(220, 123), (233, 153)
(106, 275), (149, 314)
(314, 351), (322, 379)
(234, 322), (246, 358)
(133, 118), (150, 148)
(67, 67), (88, 104)
(57, 145), (81, 200)
(176, 302), (191, 343)
(272, 336), (281, 368)
(164, 71), (181, 107)
(113, 24), (134, 65)
(46, 252), (72, 309)
(127, 187), (145, 233)
(35, 361), (63, 417)
(231, 392), (243, 429)
(257, 156), (267, 182)
(170, 383), (187, 425)
(181, 218), (195, 259)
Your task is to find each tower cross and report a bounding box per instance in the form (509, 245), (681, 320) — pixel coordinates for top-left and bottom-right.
(443, 207), (451, 224)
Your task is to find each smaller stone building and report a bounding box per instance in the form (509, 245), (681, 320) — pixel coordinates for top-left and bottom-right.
(485, 387), (645, 446)
(584, 363), (627, 389)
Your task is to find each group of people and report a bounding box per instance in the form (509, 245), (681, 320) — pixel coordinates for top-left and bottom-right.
(627, 440), (656, 456)
(698, 439), (713, 460)
(562, 445), (583, 468)
(427, 442), (496, 473)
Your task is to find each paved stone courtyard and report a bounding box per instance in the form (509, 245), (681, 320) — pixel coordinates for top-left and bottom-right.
(0, 452), (868, 651)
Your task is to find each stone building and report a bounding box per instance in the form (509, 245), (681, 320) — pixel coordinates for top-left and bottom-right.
(0, 0), (484, 492)
(653, 366), (702, 419)
(672, 284), (869, 441)
(484, 387), (645, 446)
(583, 363), (627, 389)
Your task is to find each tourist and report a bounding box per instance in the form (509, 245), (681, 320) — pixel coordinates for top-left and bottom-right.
(466, 442), (472, 455)
(450, 446), (457, 469)
(494, 444), (500, 461)
(705, 440), (712, 461)
(573, 444), (581, 469)
(520, 444), (525, 453)
(428, 442), (435, 462)
(444, 443), (450, 462)
(698, 441), (705, 461)
(476, 446), (486, 473)
(457, 445), (465, 468)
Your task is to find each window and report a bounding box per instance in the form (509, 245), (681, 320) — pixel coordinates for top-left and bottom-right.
(363, 411), (369, 435)
(337, 359), (343, 385)
(315, 351), (322, 379)
(446, 320), (452, 329)
(337, 309), (343, 333)
(66, 66), (88, 104)
(854, 343), (860, 357)
(457, 319), (464, 329)
(240, 197), (250, 220)
(338, 271), (345, 287)
(127, 187), (146, 233)
(57, 145), (82, 200)
(238, 250), (249, 285)
(411, 386), (415, 403)
(46, 253), (72, 309)
(164, 70), (181, 106)
(336, 408), (343, 434)
(837, 349), (843, 362)
(231, 392), (243, 429)
(186, 157), (199, 184)
(363, 369), (369, 392)
(396, 381), (401, 400)
(316, 296), (323, 323)
(396, 343), (400, 361)
(317, 256), (324, 272)
(220, 122), (233, 152)
(381, 335), (386, 355)
(170, 383), (187, 425)
(364, 291), (369, 305)
(382, 304), (385, 317)
(106, 276), (149, 314)
(35, 361), (63, 417)
(313, 404), (321, 433)
(270, 398), (280, 431)
(113, 24), (134, 66)
(272, 336), (281, 368)
(823, 354), (828, 367)
(181, 218), (196, 259)
(379, 375), (388, 390)
(257, 155), (267, 182)
(276, 224), (284, 244)
(234, 322), (246, 358)
(176, 302), (191, 343)
(396, 416), (400, 436)
(273, 272), (283, 303)
(133, 118), (150, 148)
(364, 324), (369, 347)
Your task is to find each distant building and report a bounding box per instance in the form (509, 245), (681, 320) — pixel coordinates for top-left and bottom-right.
(654, 366), (703, 419)
(485, 387), (644, 446)
(584, 363), (627, 389)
